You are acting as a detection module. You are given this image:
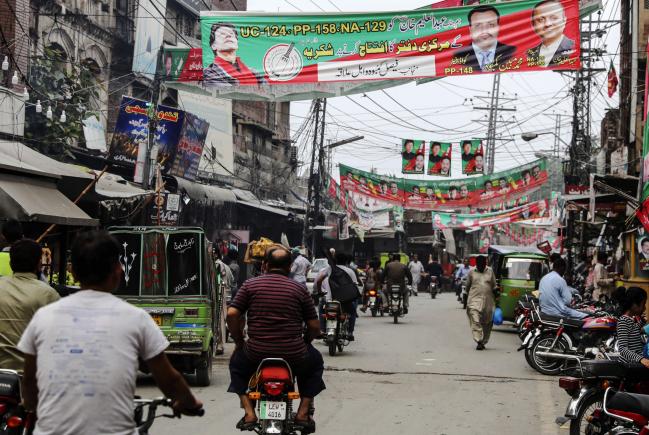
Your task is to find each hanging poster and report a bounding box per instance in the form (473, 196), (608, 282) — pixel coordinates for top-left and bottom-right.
(427, 141), (452, 176)
(109, 96), (149, 165)
(200, 0), (580, 89)
(340, 158), (548, 210)
(160, 48), (204, 82)
(432, 200), (548, 230)
(156, 105), (185, 173)
(460, 139), (484, 175)
(402, 139), (426, 174)
(132, 0), (167, 79)
(148, 193), (181, 226)
(637, 41), (649, 232)
(170, 113), (210, 181)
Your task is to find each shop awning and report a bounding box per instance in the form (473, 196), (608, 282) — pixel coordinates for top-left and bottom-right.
(95, 172), (149, 199)
(0, 140), (93, 180)
(0, 173), (98, 226)
(237, 200), (292, 217)
(174, 177), (236, 203)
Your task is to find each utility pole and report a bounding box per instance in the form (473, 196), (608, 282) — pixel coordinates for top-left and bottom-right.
(141, 46), (164, 190)
(472, 73), (516, 174)
(312, 98), (327, 257)
(303, 99), (321, 252)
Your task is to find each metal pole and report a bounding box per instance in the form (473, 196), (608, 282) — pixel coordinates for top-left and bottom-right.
(303, 100), (321, 251)
(486, 74), (501, 174)
(142, 46), (164, 190)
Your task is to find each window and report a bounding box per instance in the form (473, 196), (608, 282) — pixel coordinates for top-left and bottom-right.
(502, 258), (547, 281)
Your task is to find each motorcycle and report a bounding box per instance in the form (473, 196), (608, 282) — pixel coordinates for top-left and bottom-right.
(135, 397), (204, 434)
(323, 300), (349, 356)
(528, 312), (618, 376)
(555, 359), (649, 435)
(388, 285), (404, 324)
(0, 369), (32, 435)
(245, 358), (313, 435)
(600, 387), (649, 434)
(364, 289), (383, 317)
(429, 276), (439, 299)
(460, 278), (468, 309)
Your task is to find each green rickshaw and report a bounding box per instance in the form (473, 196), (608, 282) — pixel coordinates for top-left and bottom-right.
(109, 226), (222, 386)
(488, 245), (549, 322)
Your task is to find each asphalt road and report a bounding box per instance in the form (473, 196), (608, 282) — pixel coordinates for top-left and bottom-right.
(137, 291), (569, 434)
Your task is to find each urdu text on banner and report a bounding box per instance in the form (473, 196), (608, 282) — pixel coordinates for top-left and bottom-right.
(199, 0), (580, 87)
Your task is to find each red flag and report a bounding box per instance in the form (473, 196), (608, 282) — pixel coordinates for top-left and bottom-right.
(607, 61), (618, 98)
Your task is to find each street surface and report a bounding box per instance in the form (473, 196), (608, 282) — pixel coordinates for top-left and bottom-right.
(137, 292), (568, 434)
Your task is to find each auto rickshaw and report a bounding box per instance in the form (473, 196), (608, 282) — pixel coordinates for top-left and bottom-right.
(109, 226), (220, 386)
(488, 245), (550, 322)
(617, 229), (649, 316)
(379, 252), (408, 268)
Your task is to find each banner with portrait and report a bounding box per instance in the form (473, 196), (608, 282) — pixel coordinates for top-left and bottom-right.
(200, 0), (580, 89)
(427, 141), (452, 176)
(431, 199), (548, 230)
(460, 139), (484, 175)
(339, 158), (548, 210)
(402, 139), (426, 174)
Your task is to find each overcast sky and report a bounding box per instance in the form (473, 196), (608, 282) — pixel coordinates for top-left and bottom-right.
(248, 0), (620, 181)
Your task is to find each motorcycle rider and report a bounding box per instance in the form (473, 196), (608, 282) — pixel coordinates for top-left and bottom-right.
(454, 258), (471, 301)
(425, 255), (443, 295)
(227, 245), (324, 433)
(0, 239), (59, 372)
(538, 257), (588, 320)
(360, 257), (382, 312)
(383, 254), (412, 314)
(17, 231), (202, 434)
(318, 252), (360, 341)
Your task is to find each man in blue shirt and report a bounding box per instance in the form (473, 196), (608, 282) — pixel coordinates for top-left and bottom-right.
(454, 258), (472, 300)
(539, 258), (588, 319)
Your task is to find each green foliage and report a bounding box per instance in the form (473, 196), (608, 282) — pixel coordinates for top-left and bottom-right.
(24, 46), (101, 155)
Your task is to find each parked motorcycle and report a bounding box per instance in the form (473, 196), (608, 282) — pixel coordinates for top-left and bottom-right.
(555, 359), (649, 435)
(528, 312), (618, 375)
(245, 358), (313, 435)
(388, 285), (405, 324)
(323, 300), (349, 356)
(600, 387), (649, 434)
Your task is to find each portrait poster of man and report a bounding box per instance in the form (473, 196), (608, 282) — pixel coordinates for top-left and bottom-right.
(526, 0), (578, 67)
(637, 232), (649, 276)
(461, 139), (485, 175)
(428, 142), (453, 177)
(402, 139), (426, 174)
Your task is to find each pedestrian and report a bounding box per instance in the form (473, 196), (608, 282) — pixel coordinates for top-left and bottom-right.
(0, 219), (24, 276)
(615, 287), (649, 366)
(466, 255), (497, 350)
(408, 254), (424, 296)
(593, 251), (615, 301)
(18, 231), (202, 434)
(226, 248), (240, 299)
(0, 239), (60, 372)
(289, 247), (312, 286)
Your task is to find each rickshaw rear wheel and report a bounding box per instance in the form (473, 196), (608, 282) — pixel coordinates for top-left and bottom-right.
(195, 348), (213, 387)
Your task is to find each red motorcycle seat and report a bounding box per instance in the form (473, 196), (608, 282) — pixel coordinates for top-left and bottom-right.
(259, 366), (292, 384)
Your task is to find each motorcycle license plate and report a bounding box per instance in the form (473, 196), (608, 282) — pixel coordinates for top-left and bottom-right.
(326, 320), (337, 329)
(369, 297), (376, 304)
(260, 401), (286, 420)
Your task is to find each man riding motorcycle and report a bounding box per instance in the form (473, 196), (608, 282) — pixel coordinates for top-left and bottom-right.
(454, 259), (471, 301)
(539, 257), (588, 320)
(382, 254), (413, 314)
(226, 245), (325, 433)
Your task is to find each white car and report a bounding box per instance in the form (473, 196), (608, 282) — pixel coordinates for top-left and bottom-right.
(306, 258), (329, 294)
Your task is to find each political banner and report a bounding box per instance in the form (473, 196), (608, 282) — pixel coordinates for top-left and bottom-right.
(402, 139), (426, 174)
(200, 0), (580, 88)
(156, 105), (185, 173)
(160, 48), (204, 82)
(170, 113), (209, 181)
(427, 141), (452, 176)
(432, 199), (548, 230)
(148, 193), (181, 226)
(460, 139), (484, 175)
(637, 40), (649, 232)
(109, 96), (149, 165)
(339, 158), (547, 210)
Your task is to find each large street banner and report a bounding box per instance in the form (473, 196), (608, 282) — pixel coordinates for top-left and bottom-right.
(110, 96), (149, 165)
(340, 158), (547, 209)
(637, 39), (649, 232)
(200, 0), (580, 88)
(402, 139), (426, 174)
(432, 199), (548, 229)
(156, 105), (185, 173)
(460, 139), (484, 175)
(427, 141), (452, 176)
(160, 48), (204, 82)
(170, 113), (209, 181)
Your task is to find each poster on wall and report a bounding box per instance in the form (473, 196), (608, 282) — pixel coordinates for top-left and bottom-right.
(200, 0), (580, 89)
(460, 139), (484, 175)
(427, 141), (452, 176)
(170, 113), (210, 181)
(402, 139), (426, 174)
(160, 48), (204, 81)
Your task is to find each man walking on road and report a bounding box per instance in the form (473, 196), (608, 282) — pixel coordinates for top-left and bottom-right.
(408, 254), (424, 296)
(466, 255), (497, 350)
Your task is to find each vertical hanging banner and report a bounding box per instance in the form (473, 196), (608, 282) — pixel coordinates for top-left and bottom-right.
(170, 113), (210, 181)
(427, 141), (452, 176)
(156, 105), (185, 173)
(460, 139), (485, 175)
(402, 139), (426, 174)
(637, 39), (649, 232)
(109, 96), (149, 165)
(200, 0), (580, 90)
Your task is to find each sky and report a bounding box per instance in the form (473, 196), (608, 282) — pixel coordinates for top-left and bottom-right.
(248, 0), (620, 181)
